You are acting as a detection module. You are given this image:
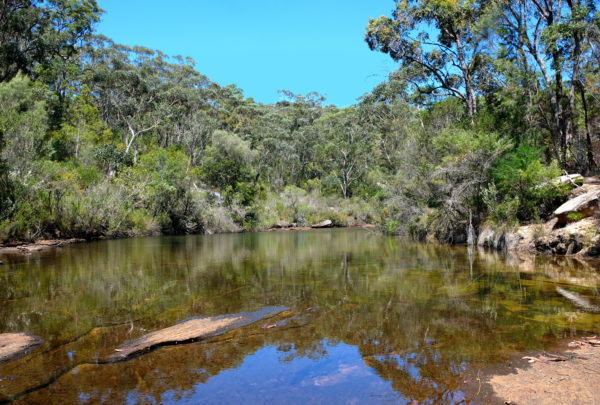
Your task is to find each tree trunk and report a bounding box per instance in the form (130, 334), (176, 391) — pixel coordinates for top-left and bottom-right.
(455, 34), (477, 117)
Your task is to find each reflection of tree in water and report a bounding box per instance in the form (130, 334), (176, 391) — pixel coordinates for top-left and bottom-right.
(3, 230), (600, 403)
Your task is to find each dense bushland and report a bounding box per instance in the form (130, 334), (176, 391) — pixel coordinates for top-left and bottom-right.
(0, 0), (598, 243)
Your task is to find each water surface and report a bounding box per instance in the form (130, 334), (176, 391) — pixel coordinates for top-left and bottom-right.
(1, 229), (599, 404)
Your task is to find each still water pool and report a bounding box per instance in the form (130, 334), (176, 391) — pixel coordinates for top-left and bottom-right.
(1, 229), (599, 404)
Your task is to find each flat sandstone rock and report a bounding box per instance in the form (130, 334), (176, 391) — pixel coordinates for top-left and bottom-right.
(0, 333), (43, 363)
(311, 219), (333, 228)
(554, 190), (600, 223)
(110, 306), (287, 360)
(489, 343), (600, 405)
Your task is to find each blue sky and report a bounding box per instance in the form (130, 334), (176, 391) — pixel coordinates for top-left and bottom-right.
(96, 0), (398, 107)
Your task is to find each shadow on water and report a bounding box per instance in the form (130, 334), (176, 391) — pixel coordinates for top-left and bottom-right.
(0, 229), (599, 404)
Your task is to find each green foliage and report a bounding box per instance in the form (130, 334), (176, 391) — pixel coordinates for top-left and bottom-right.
(432, 128), (512, 163)
(93, 144), (132, 174)
(481, 184), (519, 226)
(201, 130), (257, 201)
(0, 75), (49, 173)
(315, 107), (375, 198)
(489, 144), (568, 222)
(0, 0), (101, 82)
(365, 0), (493, 116)
(0, 132), (14, 220)
(124, 148), (201, 234)
(566, 212), (586, 222)
(0, 0), (598, 245)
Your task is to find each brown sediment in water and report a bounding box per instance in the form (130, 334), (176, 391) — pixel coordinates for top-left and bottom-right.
(486, 338), (600, 405)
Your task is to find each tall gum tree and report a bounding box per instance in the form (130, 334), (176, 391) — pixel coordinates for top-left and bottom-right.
(84, 38), (213, 158)
(0, 0), (100, 82)
(495, 0), (598, 168)
(365, 0), (494, 117)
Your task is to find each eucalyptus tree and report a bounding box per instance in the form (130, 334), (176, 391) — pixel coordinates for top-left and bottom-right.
(201, 130), (257, 200)
(0, 75), (48, 175)
(253, 91), (325, 189)
(84, 39), (214, 158)
(315, 107), (375, 198)
(0, 0), (100, 82)
(365, 0), (494, 117)
(495, 0), (598, 168)
(151, 56), (221, 165)
(358, 73), (422, 172)
(0, 130), (13, 220)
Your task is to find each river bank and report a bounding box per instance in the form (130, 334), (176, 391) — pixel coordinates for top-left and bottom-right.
(0, 223), (378, 256)
(477, 175), (600, 258)
(486, 337), (600, 405)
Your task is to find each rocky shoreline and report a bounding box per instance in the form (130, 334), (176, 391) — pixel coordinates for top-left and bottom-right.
(478, 175), (600, 257)
(0, 223), (377, 257)
(0, 238), (86, 256)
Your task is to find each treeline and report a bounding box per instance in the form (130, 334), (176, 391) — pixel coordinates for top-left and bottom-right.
(0, 0), (598, 242)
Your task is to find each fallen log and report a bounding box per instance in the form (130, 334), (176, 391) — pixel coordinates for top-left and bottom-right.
(0, 332), (43, 363)
(109, 306), (288, 360)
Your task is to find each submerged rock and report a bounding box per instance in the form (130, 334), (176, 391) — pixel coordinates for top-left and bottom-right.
(109, 306), (288, 361)
(0, 332), (43, 363)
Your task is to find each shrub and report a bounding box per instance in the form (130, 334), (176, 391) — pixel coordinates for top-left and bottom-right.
(201, 130), (256, 191)
(489, 144), (568, 222)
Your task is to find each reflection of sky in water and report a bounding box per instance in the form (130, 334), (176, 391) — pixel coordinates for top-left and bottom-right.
(158, 342), (401, 405)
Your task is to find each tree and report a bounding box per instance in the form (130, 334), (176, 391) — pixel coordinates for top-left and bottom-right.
(365, 0), (494, 117)
(0, 75), (48, 175)
(201, 130), (256, 191)
(252, 91), (325, 189)
(84, 39), (213, 157)
(316, 108), (375, 198)
(123, 148), (201, 233)
(0, 0), (100, 82)
(0, 129), (14, 220)
(359, 75), (421, 172)
(495, 0), (599, 169)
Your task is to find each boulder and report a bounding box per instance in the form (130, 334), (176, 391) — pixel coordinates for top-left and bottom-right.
(477, 224), (539, 251)
(477, 226), (498, 248)
(272, 220), (293, 229)
(311, 219), (333, 228)
(554, 190), (600, 224)
(0, 333), (43, 363)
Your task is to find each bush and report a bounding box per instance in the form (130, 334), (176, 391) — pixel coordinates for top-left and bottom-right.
(489, 144), (568, 222)
(123, 148), (202, 234)
(201, 130), (256, 190)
